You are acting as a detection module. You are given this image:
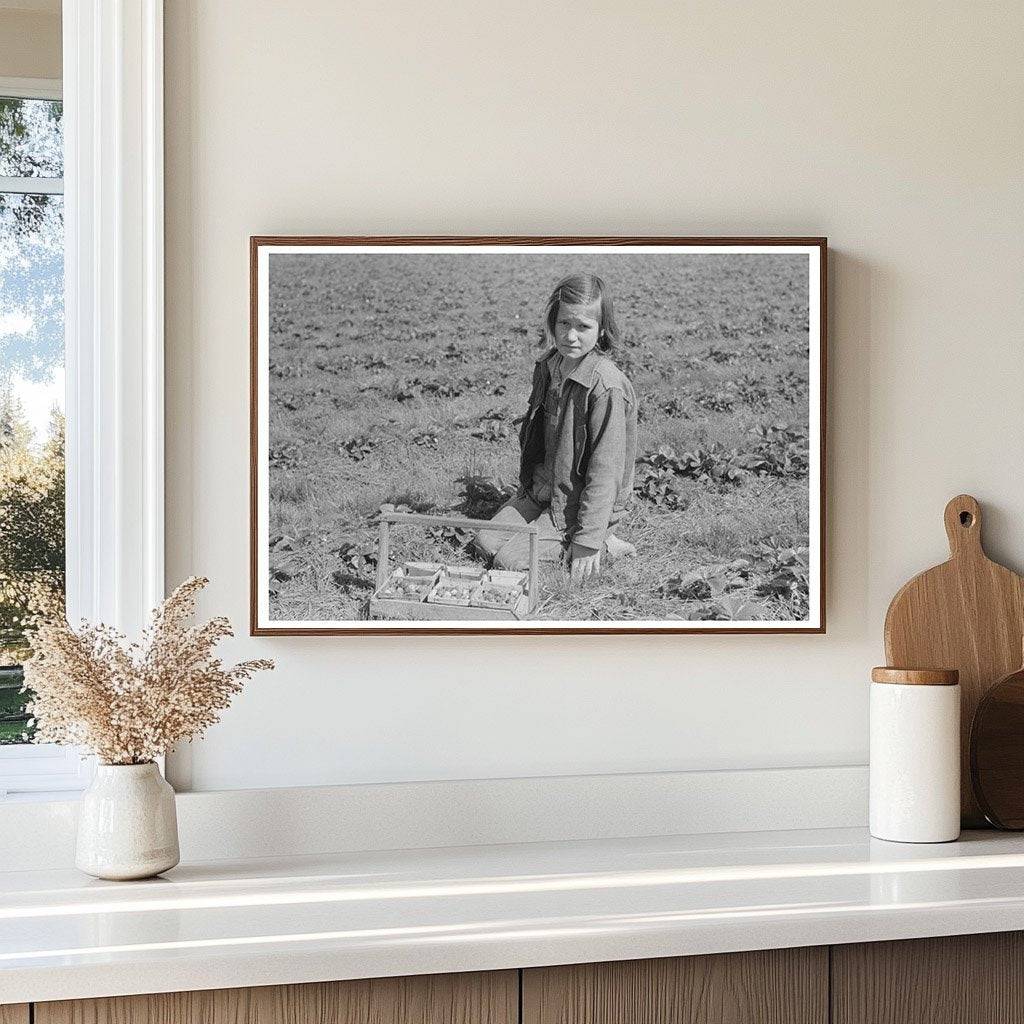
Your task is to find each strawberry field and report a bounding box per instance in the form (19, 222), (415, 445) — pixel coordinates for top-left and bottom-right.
(265, 251), (813, 623)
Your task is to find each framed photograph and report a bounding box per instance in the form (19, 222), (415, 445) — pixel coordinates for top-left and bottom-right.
(251, 237), (826, 635)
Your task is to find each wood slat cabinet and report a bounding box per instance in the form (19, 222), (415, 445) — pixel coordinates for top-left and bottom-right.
(522, 947), (828, 1024)
(832, 932), (1024, 1024)
(17, 932), (1024, 1024)
(34, 971), (517, 1024)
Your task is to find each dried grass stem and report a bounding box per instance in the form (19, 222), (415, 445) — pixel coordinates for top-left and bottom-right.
(22, 577), (273, 765)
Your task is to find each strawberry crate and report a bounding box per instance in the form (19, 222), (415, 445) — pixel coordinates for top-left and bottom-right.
(366, 511), (538, 621)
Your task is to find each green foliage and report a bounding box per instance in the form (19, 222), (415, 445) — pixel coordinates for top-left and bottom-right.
(0, 398), (66, 743)
(0, 665), (30, 743)
(0, 98), (62, 176)
(0, 97), (63, 242)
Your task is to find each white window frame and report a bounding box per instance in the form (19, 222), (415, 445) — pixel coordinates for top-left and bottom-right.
(0, 77), (61, 101)
(0, 0), (164, 799)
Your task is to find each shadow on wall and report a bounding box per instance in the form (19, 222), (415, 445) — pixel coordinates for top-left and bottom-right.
(826, 249), (873, 636)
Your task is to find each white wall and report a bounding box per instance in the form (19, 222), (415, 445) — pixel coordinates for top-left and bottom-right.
(164, 0), (1024, 792)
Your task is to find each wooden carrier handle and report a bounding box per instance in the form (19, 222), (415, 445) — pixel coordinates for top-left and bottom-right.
(944, 494), (983, 559)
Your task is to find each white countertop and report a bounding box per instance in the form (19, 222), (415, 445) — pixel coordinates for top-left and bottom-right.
(4, 826), (1024, 1004)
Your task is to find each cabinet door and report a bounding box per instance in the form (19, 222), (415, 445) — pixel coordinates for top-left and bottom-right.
(0, 1006), (29, 1024)
(523, 948), (828, 1024)
(35, 970), (517, 1024)
(832, 932), (1024, 1024)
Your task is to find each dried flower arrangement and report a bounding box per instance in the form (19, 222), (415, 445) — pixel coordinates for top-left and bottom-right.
(22, 576), (273, 765)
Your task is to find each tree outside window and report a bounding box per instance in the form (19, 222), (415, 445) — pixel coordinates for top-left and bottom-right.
(0, 94), (65, 744)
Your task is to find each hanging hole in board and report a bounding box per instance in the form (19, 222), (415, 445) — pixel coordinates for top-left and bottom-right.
(960, 511), (974, 527)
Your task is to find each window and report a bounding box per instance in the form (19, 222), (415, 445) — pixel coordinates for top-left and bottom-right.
(0, 4), (166, 798)
(0, 80), (83, 796)
(0, 88), (66, 737)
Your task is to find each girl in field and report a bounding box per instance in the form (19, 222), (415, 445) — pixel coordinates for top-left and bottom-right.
(475, 274), (638, 583)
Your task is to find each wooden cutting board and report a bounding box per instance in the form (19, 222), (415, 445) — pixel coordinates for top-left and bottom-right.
(970, 647), (1024, 829)
(884, 494), (1024, 826)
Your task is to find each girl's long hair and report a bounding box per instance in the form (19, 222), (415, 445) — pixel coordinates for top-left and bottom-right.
(540, 274), (620, 353)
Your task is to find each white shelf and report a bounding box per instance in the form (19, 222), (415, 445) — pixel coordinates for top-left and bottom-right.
(4, 827), (1024, 1004)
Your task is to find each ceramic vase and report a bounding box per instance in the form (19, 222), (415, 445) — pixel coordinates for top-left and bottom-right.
(76, 762), (180, 880)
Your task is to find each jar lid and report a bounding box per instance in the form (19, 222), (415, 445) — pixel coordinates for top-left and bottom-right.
(871, 667), (959, 686)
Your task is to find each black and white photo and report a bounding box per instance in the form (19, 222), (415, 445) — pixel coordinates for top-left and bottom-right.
(251, 238), (825, 634)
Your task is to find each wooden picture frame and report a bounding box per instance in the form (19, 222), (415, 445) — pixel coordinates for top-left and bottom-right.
(251, 236), (827, 635)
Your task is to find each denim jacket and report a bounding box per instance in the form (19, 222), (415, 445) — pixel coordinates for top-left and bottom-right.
(519, 349), (638, 550)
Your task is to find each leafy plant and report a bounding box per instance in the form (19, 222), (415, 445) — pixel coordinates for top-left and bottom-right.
(665, 540), (809, 619)
(657, 559), (777, 621)
(733, 375), (771, 409)
(454, 473), (517, 519)
(470, 409), (511, 442)
(705, 345), (741, 364)
(638, 444), (763, 490)
(695, 390), (736, 413)
(268, 441), (300, 469)
(333, 539), (378, 579)
(460, 373), (508, 397)
(634, 421), (808, 509)
(714, 594), (771, 620)
(339, 435), (377, 461)
(394, 378), (464, 402)
(742, 537), (811, 616)
(411, 430), (439, 449)
(740, 340), (789, 363)
(633, 459), (692, 510)
(657, 571), (714, 601)
(749, 423), (809, 477)
(425, 523), (471, 553)
(774, 369), (808, 404)
(682, 601), (730, 620)
(658, 397), (690, 419)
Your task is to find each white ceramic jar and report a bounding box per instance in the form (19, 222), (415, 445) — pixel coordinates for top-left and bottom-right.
(76, 762), (180, 880)
(869, 667), (961, 843)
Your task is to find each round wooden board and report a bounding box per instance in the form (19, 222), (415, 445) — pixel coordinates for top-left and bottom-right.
(970, 662), (1024, 829)
(884, 495), (1024, 827)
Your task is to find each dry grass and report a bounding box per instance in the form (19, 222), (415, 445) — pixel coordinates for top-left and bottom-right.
(266, 252), (812, 623)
